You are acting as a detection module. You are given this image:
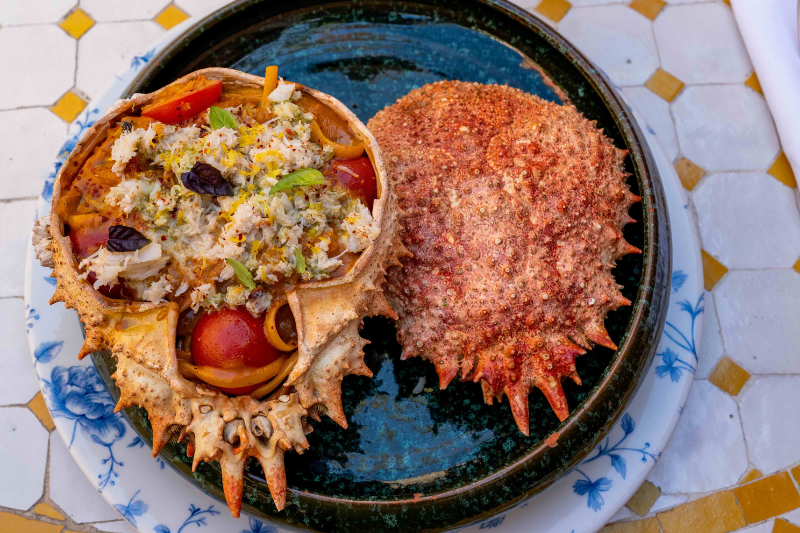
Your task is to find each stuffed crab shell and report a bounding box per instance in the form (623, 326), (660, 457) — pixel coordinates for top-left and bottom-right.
(32, 67), (403, 516)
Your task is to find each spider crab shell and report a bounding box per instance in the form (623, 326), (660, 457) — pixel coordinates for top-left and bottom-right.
(32, 68), (405, 517)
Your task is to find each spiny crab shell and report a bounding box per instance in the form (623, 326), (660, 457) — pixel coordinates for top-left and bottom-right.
(370, 81), (639, 435)
(32, 68), (405, 517)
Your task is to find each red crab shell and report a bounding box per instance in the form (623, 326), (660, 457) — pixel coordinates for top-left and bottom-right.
(369, 81), (640, 434)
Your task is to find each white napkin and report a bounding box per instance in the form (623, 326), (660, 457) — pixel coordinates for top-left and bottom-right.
(731, 0), (800, 176)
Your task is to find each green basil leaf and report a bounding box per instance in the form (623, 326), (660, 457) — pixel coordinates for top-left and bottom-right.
(209, 106), (237, 130)
(294, 247), (306, 273)
(226, 258), (255, 290)
(269, 168), (324, 195)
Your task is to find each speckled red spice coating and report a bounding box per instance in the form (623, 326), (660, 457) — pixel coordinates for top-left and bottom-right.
(368, 81), (640, 434)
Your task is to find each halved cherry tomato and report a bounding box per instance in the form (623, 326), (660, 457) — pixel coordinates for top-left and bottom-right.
(191, 307), (280, 394)
(330, 156), (377, 209)
(141, 80), (223, 124)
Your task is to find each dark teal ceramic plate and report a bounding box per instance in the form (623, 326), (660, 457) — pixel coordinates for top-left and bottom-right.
(94, 1), (670, 531)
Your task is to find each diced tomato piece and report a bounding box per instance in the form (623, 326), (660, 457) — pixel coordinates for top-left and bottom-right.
(68, 219), (112, 258)
(141, 80), (223, 124)
(330, 156), (377, 209)
(191, 307), (280, 394)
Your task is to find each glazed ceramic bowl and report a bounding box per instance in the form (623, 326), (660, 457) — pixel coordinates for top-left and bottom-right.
(93, 0), (671, 530)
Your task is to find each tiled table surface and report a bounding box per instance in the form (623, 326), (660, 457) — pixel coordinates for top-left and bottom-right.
(1, 0), (799, 532)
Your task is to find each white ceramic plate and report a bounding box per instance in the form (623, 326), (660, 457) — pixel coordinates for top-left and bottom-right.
(24, 20), (701, 533)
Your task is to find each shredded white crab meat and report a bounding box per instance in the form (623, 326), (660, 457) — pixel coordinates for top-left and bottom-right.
(79, 242), (169, 289)
(100, 80), (377, 309)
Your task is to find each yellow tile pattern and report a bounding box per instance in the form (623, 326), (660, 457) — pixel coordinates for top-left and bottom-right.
(738, 469), (763, 484)
(59, 8), (94, 40)
(733, 471), (800, 523)
(0, 512), (63, 533)
(657, 491), (746, 533)
(674, 157), (705, 191)
(28, 392), (55, 431)
(745, 72), (764, 95)
(33, 503), (64, 521)
(51, 91), (88, 123)
(645, 68), (684, 102)
(600, 517), (661, 533)
(626, 480), (661, 516)
(775, 519), (800, 533)
(794, 257), (800, 275)
(709, 357), (750, 396)
(701, 250), (728, 290)
(535, 0), (572, 23)
(629, 0), (666, 20)
(792, 464), (800, 484)
(155, 5), (190, 30)
(768, 152), (798, 188)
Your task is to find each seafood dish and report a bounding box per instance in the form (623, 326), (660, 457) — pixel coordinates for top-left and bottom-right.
(32, 67), (403, 517)
(369, 81), (640, 435)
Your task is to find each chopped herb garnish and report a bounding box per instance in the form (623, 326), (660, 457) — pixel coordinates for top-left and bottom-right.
(208, 106), (237, 130)
(180, 162), (234, 196)
(270, 168), (324, 195)
(107, 225), (150, 252)
(294, 247), (306, 273)
(226, 258), (255, 290)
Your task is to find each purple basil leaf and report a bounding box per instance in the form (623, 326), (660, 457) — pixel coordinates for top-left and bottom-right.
(180, 162), (234, 196)
(107, 225), (150, 252)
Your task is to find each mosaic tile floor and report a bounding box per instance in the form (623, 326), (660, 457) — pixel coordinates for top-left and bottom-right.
(1, 1), (799, 532)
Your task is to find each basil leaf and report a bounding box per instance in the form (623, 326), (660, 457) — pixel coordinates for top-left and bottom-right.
(226, 258), (255, 290)
(180, 162), (234, 196)
(107, 225), (150, 252)
(294, 247), (306, 273)
(269, 168), (325, 195)
(208, 106), (237, 130)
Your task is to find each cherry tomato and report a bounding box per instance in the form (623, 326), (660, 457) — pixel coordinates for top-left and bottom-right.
(191, 307), (279, 394)
(330, 156), (377, 209)
(141, 80), (222, 124)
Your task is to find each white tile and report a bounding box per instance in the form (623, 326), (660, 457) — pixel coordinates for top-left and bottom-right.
(0, 26), (75, 109)
(567, 0), (628, 5)
(0, 200), (38, 298)
(609, 506), (636, 523)
(559, 6), (659, 86)
(647, 381), (747, 493)
(49, 432), (122, 522)
(783, 508), (800, 526)
(0, 299), (39, 406)
(695, 291), (724, 379)
(738, 523), (776, 533)
(0, 0), (75, 25)
(0, 407), (48, 509)
(739, 376), (800, 474)
(81, 0), (171, 22)
(715, 270), (800, 374)
(693, 173), (800, 269)
(174, 0), (234, 17)
(0, 108), (66, 200)
(623, 86), (679, 161)
(654, 3), (752, 84)
(92, 520), (138, 533)
(650, 493), (688, 513)
(76, 22), (163, 99)
(672, 85), (779, 172)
